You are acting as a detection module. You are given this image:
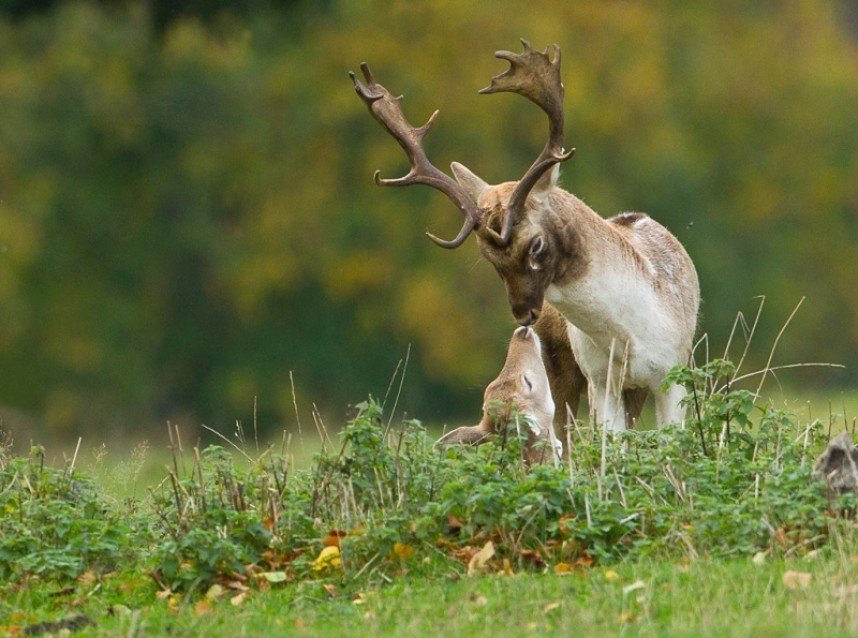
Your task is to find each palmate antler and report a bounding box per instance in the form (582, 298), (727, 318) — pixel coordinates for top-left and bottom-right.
(350, 39), (574, 249)
(480, 39), (575, 245)
(349, 63), (482, 249)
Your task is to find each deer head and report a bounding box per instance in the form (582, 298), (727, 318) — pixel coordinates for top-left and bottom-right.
(437, 326), (561, 464)
(350, 39), (575, 325)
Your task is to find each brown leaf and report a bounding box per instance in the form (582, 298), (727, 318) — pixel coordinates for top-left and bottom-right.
(323, 529), (347, 549)
(447, 514), (464, 533)
(323, 583), (337, 598)
(553, 562), (573, 575)
(518, 548), (545, 567)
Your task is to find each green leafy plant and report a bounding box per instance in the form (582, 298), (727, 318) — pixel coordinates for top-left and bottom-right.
(0, 446), (143, 582)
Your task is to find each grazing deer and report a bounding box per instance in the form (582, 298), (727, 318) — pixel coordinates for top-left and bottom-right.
(350, 40), (699, 432)
(438, 325), (563, 464)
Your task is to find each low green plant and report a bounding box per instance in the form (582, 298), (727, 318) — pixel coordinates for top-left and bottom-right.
(3, 357), (853, 599)
(0, 446), (144, 582)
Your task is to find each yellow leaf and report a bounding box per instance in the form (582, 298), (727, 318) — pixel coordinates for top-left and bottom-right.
(392, 542), (414, 561)
(313, 546), (342, 573)
(467, 541), (495, 576)
(230, 592), (248, 606)
(618, 611), (636, 624)
(553, 562), (573, 575)
(604, 570), (621, 582)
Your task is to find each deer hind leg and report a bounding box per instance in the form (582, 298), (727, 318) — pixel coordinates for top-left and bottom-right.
(654, 382), (687, 427)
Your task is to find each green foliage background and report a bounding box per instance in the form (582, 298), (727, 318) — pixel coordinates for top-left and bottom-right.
(0, 0), (856, 437)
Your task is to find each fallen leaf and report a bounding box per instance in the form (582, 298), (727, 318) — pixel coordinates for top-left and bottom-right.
(518, 548), (545, 567)
(205, 584), (225, 601)
(259, 571), (288, 584)
(195, 600), (212, 616)
(604, 570), (621, 582)
(622, 580), (646, 596)
(752, 551), (768, 565)
(447, 514), (464, 533)
(543, 602), (561, 614)
(558, 514), (576, 536)
(323, 529), (347, 549)
(468, 541), (495, 575)
(313, 546), (342, 573)
(392, 542), (414, 561)
(553, 562), (573, 575)
(782, 571), (812, 590)
(230, 592), (248, 606)
(323, 583), (337, 598)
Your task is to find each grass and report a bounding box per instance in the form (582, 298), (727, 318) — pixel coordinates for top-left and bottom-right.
(3, 355), (858, 637)
(6, 551), (858, 637)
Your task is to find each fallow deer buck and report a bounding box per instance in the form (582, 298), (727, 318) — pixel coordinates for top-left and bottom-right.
(350, 40), (699, 432)
(439, 325), (563, 464)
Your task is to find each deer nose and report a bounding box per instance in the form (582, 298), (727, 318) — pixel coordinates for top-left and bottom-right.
(514, 307), (539, 327)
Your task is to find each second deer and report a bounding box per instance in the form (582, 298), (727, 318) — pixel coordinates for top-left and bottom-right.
(351, 40), (699, 432)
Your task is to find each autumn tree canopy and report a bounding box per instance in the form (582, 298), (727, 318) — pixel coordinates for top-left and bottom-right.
(0, 0), (856, 438)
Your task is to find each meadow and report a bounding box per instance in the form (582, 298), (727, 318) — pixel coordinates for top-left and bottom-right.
(3, 360), (858, 637)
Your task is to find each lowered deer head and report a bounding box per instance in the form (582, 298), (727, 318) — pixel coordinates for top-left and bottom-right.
(351, 40), (700, 432)
(438, 325), (562, 464)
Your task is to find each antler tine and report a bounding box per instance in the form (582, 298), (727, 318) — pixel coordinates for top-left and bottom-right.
(480, 39), (575, 244)
(350, 63), (481, 249)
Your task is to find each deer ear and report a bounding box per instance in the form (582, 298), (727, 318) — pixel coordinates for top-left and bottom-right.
(531, 164), (560, 202)
(451, 162), (489, 204)
(438, 425), (490, 446)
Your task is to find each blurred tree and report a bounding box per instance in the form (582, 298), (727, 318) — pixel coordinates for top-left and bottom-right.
(0, 0), (321, 33)
(0, 0), (856, 439)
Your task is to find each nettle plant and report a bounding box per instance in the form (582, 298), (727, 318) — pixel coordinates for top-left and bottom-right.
(0, 446), (143, 582)
(3, 358), (852, 594)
